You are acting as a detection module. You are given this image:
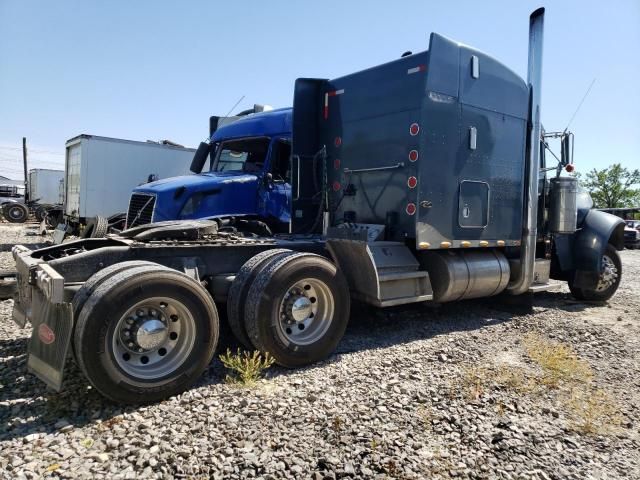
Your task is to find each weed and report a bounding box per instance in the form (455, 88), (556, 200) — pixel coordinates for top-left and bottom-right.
(219, 348), (275, 386)
(567, 387), (622, 435)
(524, 333), (592, 387)
(417, 405), (432, 431)
(493, 365), (537, 394)
(461, 367), (488, 400)
(331, 416), (344, 433)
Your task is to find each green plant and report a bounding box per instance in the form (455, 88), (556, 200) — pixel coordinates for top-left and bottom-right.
(219, 348), (275, 386)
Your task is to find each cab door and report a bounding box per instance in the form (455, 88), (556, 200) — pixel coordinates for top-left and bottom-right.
(258, 137), (292, 231)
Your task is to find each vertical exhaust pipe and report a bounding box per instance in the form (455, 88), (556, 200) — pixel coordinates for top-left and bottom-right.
(508, 7), (545, 295)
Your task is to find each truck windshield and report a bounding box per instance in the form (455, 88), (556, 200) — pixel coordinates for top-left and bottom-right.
(212, 137), (270, 173)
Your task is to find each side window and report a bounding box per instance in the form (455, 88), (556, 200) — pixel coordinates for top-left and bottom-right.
(271, 140), (291, 183)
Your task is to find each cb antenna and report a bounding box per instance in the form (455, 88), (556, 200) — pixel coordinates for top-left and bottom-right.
(201, 95), (245, 143)
(223, 95), (245, 119)
(563, 78), (595, 133)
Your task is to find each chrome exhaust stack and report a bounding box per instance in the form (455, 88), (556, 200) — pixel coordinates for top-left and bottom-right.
(507, 7), (545, 295)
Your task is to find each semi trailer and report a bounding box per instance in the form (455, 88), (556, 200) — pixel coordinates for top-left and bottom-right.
(8, 9), (624, 403)
(62, 135), (196, 235)
(1, 170), (64, 224)
(126, 105), (292, 232)
(27, 168), (65, 224)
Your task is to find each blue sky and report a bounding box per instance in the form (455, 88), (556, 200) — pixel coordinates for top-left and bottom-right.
(1, 0), (639, 179)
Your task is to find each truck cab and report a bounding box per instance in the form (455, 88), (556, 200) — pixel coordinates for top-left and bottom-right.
(126, 108), (293, 232)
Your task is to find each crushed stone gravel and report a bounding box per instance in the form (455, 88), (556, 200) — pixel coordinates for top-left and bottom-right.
(0, 222), (638, 479)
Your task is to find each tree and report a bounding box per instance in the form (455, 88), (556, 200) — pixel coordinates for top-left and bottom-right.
(579, 164), (640, 208)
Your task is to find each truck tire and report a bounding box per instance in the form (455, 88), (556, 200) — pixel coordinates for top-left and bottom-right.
(81, 216), (107, 238)
(244, 253), (350, 368)
(73, 261), (171, 321)
(227, 248), (294, 349)
(35, 206), (47, 222)
(73, 266), (219, 403)
(45, 209), (63, 229)
(4, 203), (28, 223)
(569, 244), (622, 302)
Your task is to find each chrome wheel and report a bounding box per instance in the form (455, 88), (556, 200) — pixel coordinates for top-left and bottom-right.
(112, 297), (196, 379)
(277, 278), (335, 346)
(596, 254), (619, 293)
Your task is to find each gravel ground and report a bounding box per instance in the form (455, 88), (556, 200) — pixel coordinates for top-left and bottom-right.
(1, 222), (639, 479)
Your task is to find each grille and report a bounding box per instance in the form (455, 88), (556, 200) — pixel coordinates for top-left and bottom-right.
(126, 193), (156, 228)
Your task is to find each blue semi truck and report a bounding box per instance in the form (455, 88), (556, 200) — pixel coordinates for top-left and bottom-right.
(125, 107), (293, 233)
(8, 9), (626, 403)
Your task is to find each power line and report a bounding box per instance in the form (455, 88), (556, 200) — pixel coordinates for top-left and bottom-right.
(0, 146), (64, 155)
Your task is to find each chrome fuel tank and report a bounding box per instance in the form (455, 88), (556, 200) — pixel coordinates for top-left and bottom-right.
(419, 250), (510, 303)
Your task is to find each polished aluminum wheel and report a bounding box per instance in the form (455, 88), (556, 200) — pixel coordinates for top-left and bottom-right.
(277, 278), (335, 346)
(112, 297), (196, 379)
(595, 254), (619, 293)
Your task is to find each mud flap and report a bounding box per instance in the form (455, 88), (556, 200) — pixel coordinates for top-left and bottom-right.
(27, 290), (73, 391)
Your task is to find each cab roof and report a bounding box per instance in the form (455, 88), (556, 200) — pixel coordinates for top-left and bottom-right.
(212, 107), (292, 142)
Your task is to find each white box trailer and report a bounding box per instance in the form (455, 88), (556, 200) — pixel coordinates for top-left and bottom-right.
(64, 135), (195, 227)
(27, 168), (64, 206)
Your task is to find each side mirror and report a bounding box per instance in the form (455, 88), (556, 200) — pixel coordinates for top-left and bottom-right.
(561, 132), (574, 166)
(190, 142), (211, 174)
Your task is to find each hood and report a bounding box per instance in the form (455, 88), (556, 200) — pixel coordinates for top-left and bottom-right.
(133, 172), (259, 195)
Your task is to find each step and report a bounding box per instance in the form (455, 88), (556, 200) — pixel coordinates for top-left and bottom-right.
(378, 270), (433, 307)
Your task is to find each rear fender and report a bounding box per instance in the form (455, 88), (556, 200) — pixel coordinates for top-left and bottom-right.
(566, 210), (624, 288)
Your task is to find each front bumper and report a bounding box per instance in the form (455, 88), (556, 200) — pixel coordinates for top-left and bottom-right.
(11, 245), (73, 391)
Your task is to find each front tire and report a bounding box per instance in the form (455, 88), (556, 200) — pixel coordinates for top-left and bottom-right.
(74, 266), (219, 403)
(244, 253), (350, 368)
(569, 243), (621, 301)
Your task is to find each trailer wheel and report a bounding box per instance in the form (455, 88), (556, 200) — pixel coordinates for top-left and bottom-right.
(569, 244), (622, 302)
(82, 216), (108, 238)
(227, 249), (294, 348)
(244, 253), (350, 368)
(4, 203), (28, 223)
(74, 266), (219, 403)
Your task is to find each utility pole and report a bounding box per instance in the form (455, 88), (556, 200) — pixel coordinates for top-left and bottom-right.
(22, 137), (28, 203)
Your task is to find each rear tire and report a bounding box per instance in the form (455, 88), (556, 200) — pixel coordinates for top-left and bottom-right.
(71, 261), (172, 362)
(73, 261), (170, 321)
(4, 203), (28, 223)
(244, 253), (350, 368)
(569, 244), (621, 301)
(35, 206), (47, 222)
(74, 266), (219, 403)
(227, 248), (294, 348)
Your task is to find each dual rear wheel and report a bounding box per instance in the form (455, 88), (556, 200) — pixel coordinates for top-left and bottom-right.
(74, 253), (350, 402)
(227, 250), (350, 368)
